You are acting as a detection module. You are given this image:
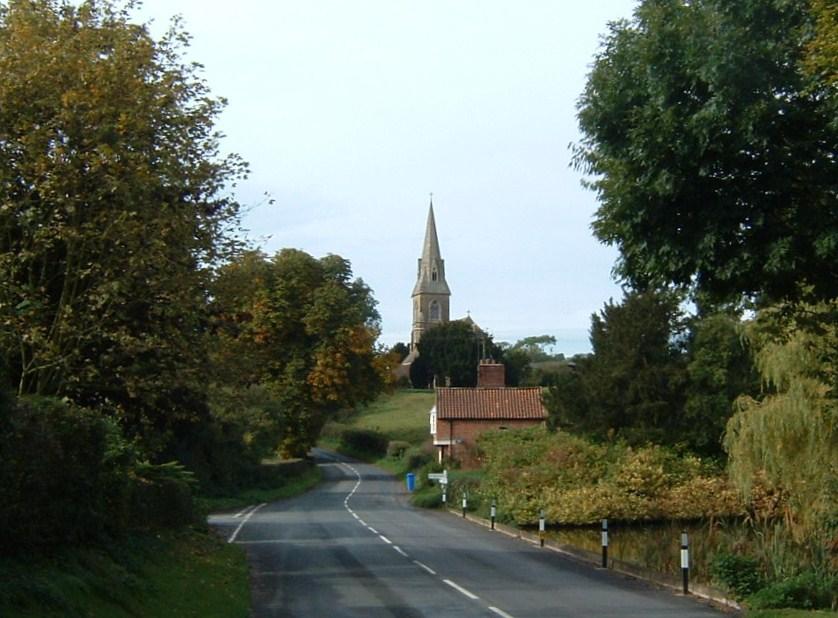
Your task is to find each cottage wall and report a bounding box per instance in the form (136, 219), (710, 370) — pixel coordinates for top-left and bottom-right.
(435, 418), (544, 467)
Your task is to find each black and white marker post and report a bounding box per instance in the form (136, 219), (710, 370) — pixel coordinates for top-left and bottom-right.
(601, 519), (608, 568)
(490, 499), (497, 530)
(462, 493), (467, 518)
(681, 531), (690, 595)
(538, 510), (546, 547)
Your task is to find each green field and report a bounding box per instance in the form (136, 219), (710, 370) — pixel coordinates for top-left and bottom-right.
(351, 389), (434, 442)
(322, 389), (434, 447)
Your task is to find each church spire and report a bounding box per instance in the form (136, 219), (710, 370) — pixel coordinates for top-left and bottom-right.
(412, 198), (451, 296)
(410, 196), (451, 351)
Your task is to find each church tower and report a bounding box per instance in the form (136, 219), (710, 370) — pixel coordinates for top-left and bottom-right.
(410, 199), (451, 352)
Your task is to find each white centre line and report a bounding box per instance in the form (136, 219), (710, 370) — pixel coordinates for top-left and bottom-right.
(368, 526), (378, 534)
(228, 503), (267, 543)
(393, 546), (408, 557)
(413, 560), (437, 575)
(489, 607), (516, 618)
(443, 579), (480, 600)
(379, 535), (392, 544)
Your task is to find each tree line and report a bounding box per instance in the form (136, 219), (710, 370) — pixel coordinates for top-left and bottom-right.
(571, 0), (836, 596)
(0, 0), (391, 554)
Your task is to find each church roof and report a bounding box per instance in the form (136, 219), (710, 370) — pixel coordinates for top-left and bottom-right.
(412, 201), (451, 296)
(435, 387), (547, 420)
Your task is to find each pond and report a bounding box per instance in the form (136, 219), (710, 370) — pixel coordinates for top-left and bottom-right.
(543, 519), (753, 586)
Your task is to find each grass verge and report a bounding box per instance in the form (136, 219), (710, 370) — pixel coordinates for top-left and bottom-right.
(2, 460), (324, 617)
(197, 464), (322, 513)
(0, 527), (248, 618)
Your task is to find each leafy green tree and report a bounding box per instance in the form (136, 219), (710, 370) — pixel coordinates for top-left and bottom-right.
(683, 312), (758, 457)
(576, 0), (837, 305)
(511, 335), (557, 363)
(547, 290), (688, 446)
(804, 0), (838, 87)
(210, 249), (387, 457)
(0, 0), (245, 453)
(417, 320), (501, 387)
(389, 342), (410, 363)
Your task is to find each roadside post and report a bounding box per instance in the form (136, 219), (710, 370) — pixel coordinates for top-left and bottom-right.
(538, 510), (545, 547)
(681, 531), (690, 594)
(462, 492), (468, 518)
(428, 470), (448, 506)
(490, 499), (497, 530)
(601, 519), (608, 568)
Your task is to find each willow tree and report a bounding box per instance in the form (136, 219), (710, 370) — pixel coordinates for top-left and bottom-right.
(725, 301), (837, 541)
(0, 1), (245, 450)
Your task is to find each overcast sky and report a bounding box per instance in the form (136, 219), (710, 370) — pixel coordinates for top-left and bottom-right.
(137, 1), (637, 355)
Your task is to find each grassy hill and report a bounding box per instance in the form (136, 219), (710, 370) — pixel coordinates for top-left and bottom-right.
(322, 389), (434, 447)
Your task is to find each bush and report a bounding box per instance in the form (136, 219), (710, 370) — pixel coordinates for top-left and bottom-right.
(747, 571), (837, 610)
(0, 396), (197, 555)
(710, 552), (764, 599)
(386, 440), (411, 458)
(339, 428), (388, 458)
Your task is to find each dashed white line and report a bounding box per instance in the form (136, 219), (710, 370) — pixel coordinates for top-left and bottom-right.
(394, 546), (408, 557)
(443, 579), (479, 600)
(368, 526), (378, 534)
(228, 503), (267, 543)
(358, 519), (367, 526)
(379, 535), (392, 544)
(413, 560), (437, 575)
(489, 607), (516, 618)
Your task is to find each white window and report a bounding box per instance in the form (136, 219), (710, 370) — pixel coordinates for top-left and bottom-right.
(429, 406), (437, 435)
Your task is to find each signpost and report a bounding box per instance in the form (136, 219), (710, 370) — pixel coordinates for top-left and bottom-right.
(428, 470), (448, 505)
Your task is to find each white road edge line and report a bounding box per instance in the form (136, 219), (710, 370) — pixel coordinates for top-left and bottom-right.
(233, 504), (256, 519)
(228, 503), (267, 543)
(489, 606), (516, 618)
(413, 560), (436, 575)
(443, 579), (479, 600)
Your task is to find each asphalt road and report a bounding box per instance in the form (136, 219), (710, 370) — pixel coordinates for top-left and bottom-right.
(209, 450), (727, 618)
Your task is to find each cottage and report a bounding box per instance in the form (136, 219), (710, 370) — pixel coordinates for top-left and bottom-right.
(430, 361), (547, 466)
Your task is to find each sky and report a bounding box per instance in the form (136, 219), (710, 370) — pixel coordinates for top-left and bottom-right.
(137, 1), (637, 356)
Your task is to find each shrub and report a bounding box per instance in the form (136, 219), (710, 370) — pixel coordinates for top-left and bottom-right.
(710, 552), (764, 599)
(339, 428), (388, 458)
(386, 440), (411, 458)
(0, 396), (197, 555)
(405, 448), (432, 471)
(747, 571), (837, 610)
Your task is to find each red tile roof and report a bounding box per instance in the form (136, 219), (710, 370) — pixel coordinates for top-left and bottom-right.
(436, 387), (547, 420)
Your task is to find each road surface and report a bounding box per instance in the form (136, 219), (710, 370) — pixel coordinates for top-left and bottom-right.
(209, 450), (726, 617)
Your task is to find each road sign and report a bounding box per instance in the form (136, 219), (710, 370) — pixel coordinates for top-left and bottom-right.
(428, 470), (448, 484)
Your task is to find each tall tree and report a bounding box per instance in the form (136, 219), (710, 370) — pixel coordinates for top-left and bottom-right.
(0, 1), (245, 452)
(683, 312), (758, 457)
(210, 249), (389, 457)
(576, 0), (837, 306)
(417, 320), (501, 387)
(547, 290), (688, 446)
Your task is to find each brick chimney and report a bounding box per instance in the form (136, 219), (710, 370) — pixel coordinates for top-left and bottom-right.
(477, 360), (505, 387)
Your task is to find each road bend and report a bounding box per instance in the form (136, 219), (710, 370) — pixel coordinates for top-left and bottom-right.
(209, 449), (726, 618)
